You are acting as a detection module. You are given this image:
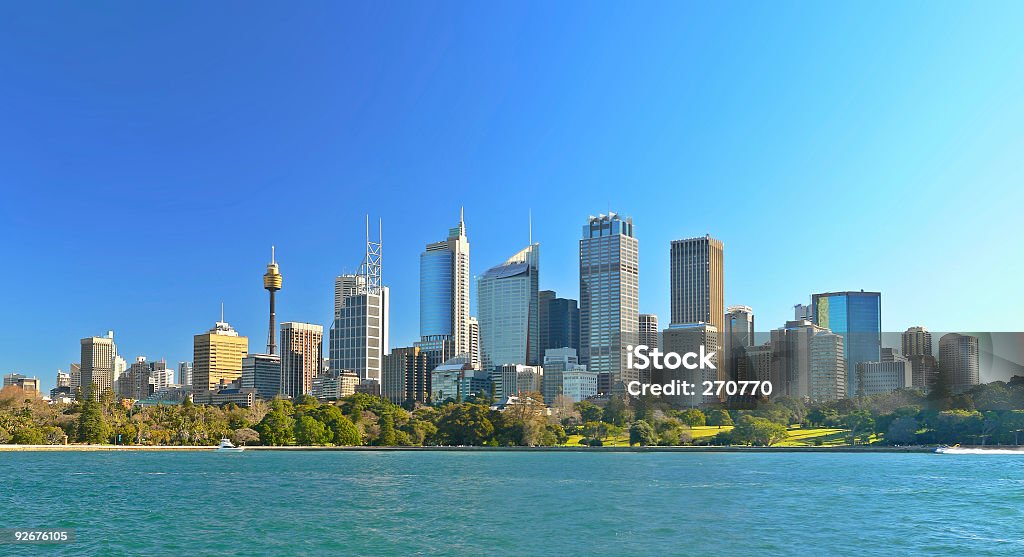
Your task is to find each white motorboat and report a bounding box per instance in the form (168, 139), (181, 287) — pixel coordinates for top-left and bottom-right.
(216, 438), (245, 452)
(935, 445), (1024, 455)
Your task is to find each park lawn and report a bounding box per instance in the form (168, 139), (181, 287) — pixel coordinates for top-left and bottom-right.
(775, 426), (848, 446)
(563, 425), (857, 447)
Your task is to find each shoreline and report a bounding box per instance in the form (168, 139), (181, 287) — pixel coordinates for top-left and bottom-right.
(0, 444), (937, 453)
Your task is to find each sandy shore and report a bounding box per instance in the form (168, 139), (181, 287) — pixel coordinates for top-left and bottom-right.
(0, 444), (936, 453)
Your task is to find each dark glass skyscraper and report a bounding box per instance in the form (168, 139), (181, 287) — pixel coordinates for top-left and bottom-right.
(812, 291), (881, 395)
(539, 290), (580, 357)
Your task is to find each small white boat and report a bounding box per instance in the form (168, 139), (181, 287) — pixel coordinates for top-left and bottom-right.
(216, 438), (245, 452)
(935, 445), (1024, 455)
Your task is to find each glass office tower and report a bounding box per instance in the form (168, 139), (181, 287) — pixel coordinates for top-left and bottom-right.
(477, 244), (540, 371)
(812, 291), (881, 395)
(579, 213), (639, 389)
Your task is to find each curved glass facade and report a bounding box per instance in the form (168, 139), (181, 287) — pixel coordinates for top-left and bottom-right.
(420, 249), (453, 338)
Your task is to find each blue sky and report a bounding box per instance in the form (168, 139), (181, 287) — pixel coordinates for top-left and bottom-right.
(2, 3), (1023, 390)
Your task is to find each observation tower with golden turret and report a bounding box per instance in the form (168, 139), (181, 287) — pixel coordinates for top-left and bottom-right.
(263, 246), (283, 355)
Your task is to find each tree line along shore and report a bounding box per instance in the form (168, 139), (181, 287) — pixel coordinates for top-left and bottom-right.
(2, 377), (1024, 449)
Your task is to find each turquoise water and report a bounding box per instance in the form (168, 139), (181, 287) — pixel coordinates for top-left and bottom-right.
(1, 450), (1022, 556)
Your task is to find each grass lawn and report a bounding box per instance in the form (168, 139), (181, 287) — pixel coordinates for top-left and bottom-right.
(563, 425), (852, 447)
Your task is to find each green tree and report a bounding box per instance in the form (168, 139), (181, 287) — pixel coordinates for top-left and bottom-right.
(705, 408), (733, 428)
(731, 415), (787, 446)
(575, 401), (603, 423)
(886, 416), (918, 445)
(435, 404), (494, 445)
(629, 420), (657, 446)
(376, 411), (397, 446)
(294, 415), (330, 446)
(255, 404), (296, 446)
(12, 423), (45, 444)
(678, 408), (706, 427)
(603, 395), (632, 426)
(77, 390), (111, 444)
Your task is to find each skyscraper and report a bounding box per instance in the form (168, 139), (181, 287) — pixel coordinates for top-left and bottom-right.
(383, 346), (429, 405)
(811, 291), (881, 395)
(263, 246), (283, 355)
(809, 332), (846, 401)
(80, 331), (117, 395)
(902, 326), (932, 357)
(177, 361), (192, 386)
(477, 244), (540, 371)
(637, 313), (659, 383)
(241, 353), (281, 400)
(420, 209), (471, 357)
(638, 314), (659, 349)
(939, 333), (980, 393)
(580, 213), (639, 388)
(722, 306), (754, 381)
(661, 323), (719, 406)
(468, 316), (480, 368)
(539, 290), (581, 356)
(330, 218), (390, 384)
(770, 320), (832, 400)
(280, 322), (323, 399)
(669, 235), (724, 334)
(193, 314), (248, 392)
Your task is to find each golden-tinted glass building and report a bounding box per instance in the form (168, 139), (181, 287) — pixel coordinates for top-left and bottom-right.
(193, 320), (248, 392)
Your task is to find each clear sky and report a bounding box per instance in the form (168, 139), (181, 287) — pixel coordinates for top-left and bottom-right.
(2, 3), (1023, 391)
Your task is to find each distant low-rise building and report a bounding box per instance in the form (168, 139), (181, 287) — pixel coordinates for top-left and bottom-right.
(3, 373), (40, 396)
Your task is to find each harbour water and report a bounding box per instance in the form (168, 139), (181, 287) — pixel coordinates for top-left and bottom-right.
(1, 450), (1022, 556)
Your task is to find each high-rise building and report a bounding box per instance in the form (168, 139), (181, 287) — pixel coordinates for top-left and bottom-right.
(177, 362), (192, 387)
(330, 219), (389, 385)
(580, 213), (639, 389)
(811, 291), (881, 395)
(80, 331), (117, 395)
(193, 316), (248, 392)
(69, 363), (81, 390)
(722, 306), (755, 381)
(661, 323), (719, 407)
(902, 326), (932, 358)
(794, 304), (813, 321)
(56, 371), (71, 389)
(770, 320), (832, 400)
(280, 322), (323, 399)
(539, 290), (581, 357)
(636, 313), (659, 383)
(809, 332), (846, 401)
(740, 343), (773, 383)
(670, 235), (724, 333)
(420, 209), (471, 358)
(857, 357), (911, 396)
(120, 356), (156, 400)
(383, 346), (429, 405)
(939, 333), (980, 393)
(542, 348), (595, 404)
(468, 316), (480, 368)
(263, 246), (283, 355)
(669, 235), (724, 388)
(478, 244), (540, 371)
(241, 353), (281, 400)
(907, 354), (939, 391)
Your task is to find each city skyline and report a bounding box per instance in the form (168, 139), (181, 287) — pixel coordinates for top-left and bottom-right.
(3, 5), (1024, 389)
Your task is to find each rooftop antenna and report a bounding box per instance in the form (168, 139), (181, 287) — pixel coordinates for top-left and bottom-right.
(528, 208), (533, 246)
(271, 245), (276, 264)
(220, 302), (224, 323)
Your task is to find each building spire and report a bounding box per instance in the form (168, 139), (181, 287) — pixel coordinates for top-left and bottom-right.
(271, 245), (275, 264)
(220, 302), (224, 323)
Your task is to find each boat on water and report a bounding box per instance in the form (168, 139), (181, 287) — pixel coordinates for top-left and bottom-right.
(216, 438), (245, 453)
(935, 444), (1024, 455)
